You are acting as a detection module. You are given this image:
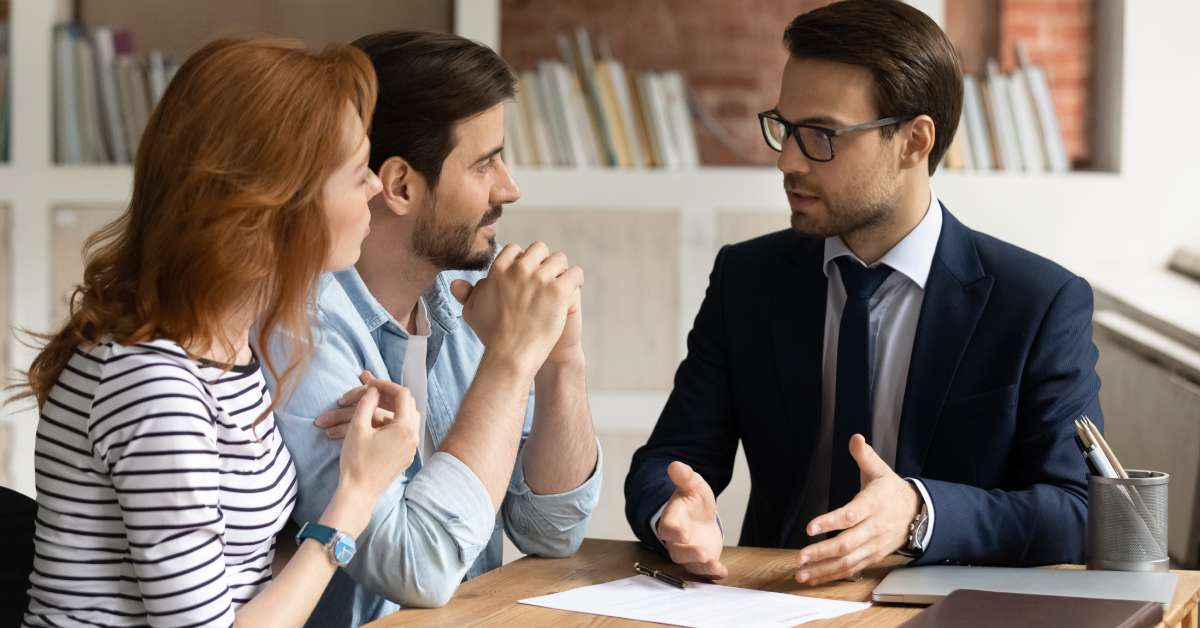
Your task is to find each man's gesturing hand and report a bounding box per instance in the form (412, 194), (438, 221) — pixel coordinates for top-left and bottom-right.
(795, 434), (920, 585)
(656, 461), (728, 580)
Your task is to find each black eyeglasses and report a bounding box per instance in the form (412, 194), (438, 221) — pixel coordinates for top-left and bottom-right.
(757, 110), (912, 162)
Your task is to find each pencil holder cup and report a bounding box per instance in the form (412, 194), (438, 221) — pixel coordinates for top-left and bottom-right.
(1087, 470), (1169, 572)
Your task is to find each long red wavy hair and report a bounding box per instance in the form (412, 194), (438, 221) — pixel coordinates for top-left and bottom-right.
(15, 36), (376, 420)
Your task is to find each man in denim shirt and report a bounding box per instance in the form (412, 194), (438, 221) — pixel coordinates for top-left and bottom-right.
(268, 32), (601, 626)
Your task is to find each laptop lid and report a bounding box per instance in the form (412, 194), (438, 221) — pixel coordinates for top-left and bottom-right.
(872, 566), (1178, 607)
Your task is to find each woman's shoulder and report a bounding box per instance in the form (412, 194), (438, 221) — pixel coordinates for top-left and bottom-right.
(86, 339), (219, 422)
(87, 338), (208, 385)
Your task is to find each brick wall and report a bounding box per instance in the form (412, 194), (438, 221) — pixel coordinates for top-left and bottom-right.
(997, 0), (1093, 165)
(501, 0), (1094, 167)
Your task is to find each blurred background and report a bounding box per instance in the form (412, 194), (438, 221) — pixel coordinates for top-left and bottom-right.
(1, 0), (1198, 567)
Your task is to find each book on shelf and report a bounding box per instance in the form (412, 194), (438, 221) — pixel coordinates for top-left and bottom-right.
(53, 22), (179, 164)
(564, 29), (615, 167)
(540, 59), (592, 167)
(978, 79), (1003, 169)
(54, 24), (83, 163)
(1016, 43), (1069, 173)
(519, 70), (554, 166)
(943, 45), (1071, 174)
(602, 59), (648, 168)
(660, 71), (699, 169)
(73, 29), (108, 162)
(504, 29), (700, 170)
(91, 27), (129, 163)
(985, 59), (1023, 172)
(1007, 63), (1045, 172)
(961, 74), (992, 171)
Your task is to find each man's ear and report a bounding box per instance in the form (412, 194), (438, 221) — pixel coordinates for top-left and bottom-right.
(897, 114), (936, 171)
(377, 155), (428, 217)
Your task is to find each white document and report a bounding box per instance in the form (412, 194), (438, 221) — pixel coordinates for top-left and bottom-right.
(518, 575), (870, 628)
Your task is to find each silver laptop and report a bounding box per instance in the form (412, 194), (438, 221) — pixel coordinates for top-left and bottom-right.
(872, 565), (1178, 607)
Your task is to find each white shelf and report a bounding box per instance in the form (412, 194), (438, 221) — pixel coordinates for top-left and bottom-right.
(0, 164), (1124, 209)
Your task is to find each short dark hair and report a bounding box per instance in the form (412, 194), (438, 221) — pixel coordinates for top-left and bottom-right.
(783, 0), (962, 175)
(352, 31), (516, 186)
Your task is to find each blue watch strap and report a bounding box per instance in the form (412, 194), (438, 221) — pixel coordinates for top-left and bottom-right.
(296, 522), (356, 567)
(296, 521), (337, 547)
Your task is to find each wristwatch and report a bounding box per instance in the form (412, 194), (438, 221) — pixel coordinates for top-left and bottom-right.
(900, 501), (930, 556)
(296, 522), (356, 567)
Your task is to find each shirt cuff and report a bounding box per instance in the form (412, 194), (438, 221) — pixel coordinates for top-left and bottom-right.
(402, 450), (497, 559)
(906, 477), (936, 550)
(505, 438), (603, 532)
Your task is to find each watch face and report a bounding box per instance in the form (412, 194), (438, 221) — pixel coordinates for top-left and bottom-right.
(333, 536), (355, 565)
(913, 517), (929, 548)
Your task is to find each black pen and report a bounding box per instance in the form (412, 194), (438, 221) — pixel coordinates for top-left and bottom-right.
(1074, 433), (1102, 476)
(634, 562), (688, 589)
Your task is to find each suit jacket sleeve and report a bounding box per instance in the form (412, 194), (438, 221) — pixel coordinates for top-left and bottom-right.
(914, 276), (1100, 565)
(624, 245), (741, 553)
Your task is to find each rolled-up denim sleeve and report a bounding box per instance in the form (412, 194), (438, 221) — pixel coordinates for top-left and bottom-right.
(351, 451), (496, 608)
(500, 390), (602, 558)
(270, 310), (498, 609)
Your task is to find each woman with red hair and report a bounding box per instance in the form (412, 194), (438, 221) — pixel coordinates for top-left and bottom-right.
(15, 36), (417, 627)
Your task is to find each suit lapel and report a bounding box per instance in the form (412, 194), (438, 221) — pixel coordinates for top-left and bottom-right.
(895, 207), (993, 476)
(772, 237), (828, 546)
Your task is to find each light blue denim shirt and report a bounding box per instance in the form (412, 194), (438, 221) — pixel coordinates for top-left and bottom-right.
(266, 267), (602, 627)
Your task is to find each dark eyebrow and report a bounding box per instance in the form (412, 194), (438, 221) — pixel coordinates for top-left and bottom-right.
(474, 144), (504, 166)
(770, 108), (845, 127)
(799, 116), (843, 127)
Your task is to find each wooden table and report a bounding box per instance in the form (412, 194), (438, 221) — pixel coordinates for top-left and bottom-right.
(367, 538), (1200, 627)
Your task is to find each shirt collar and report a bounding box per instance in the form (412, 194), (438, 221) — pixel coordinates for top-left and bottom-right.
(334, 267), (391, 333)
(332, 267), (460, 336)
(822, 186), (942, 290)
(425, 273), (462, 335)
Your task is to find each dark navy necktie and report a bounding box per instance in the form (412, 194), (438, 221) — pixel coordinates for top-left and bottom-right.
(828, 256), (893, 512)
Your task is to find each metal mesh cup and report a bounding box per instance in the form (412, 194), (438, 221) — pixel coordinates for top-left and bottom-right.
(1087, 470), (1169, 571)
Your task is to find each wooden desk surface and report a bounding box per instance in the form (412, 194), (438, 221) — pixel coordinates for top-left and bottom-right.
(367, 539), (1200, 628)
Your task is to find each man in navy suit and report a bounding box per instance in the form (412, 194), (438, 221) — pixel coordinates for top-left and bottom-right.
(624, 0), (1101, 585)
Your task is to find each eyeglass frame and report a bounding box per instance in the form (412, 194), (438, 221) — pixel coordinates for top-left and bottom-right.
(757, 110), (914, 162)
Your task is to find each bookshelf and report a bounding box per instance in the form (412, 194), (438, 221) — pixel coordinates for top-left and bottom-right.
(498, 0), (1104, 175)
(53, 1), (462, 165)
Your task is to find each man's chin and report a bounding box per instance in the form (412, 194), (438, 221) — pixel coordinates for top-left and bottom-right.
(790, 214), (836, 238)
(450, 239), (496, 272)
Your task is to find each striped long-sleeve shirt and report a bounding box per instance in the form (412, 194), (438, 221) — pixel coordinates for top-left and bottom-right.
(24, 339), (297, 627)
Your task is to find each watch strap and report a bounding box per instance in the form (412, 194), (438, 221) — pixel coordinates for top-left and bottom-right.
(296, 521), (337, 547)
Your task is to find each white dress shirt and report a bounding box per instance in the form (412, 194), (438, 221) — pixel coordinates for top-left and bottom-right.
(806, 187), (942, 548)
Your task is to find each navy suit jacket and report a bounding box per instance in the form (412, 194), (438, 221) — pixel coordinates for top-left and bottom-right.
(625, 206), (1102, 566)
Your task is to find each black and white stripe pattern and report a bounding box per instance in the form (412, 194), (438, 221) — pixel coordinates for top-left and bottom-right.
(25, 339), (297, 627)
